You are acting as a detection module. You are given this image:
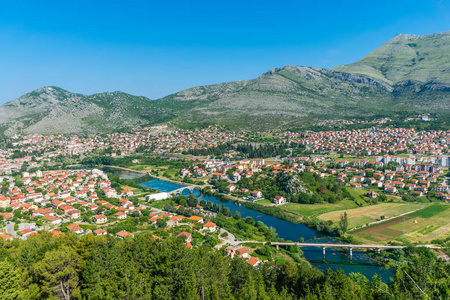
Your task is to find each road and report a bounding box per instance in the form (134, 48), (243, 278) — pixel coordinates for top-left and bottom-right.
(215, 228), (237, 249)
(214, 192), (272, 206)
(4, 222), (36, 237)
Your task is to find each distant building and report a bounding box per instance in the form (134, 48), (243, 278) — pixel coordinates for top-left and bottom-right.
(273, 196), (286, 205)
(146, 192), (170, 201)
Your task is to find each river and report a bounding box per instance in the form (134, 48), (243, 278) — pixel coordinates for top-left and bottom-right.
(108, 168), (393, 281)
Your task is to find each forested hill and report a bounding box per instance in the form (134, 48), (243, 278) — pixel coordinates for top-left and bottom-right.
(1, 233), (449, 299)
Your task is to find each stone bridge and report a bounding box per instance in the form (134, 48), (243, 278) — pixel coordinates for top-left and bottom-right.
(168, 185), (207, 196)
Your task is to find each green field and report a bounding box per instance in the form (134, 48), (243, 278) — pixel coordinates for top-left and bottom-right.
(407, 205), (449, 218)
(255, 199), (273, 205)
(279, 200), (359, 217)
(351, 204), (450, 244)
(318, 202), (427, 229)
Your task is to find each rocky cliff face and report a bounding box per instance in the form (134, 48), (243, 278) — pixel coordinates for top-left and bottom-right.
(286, 175), (312, 195)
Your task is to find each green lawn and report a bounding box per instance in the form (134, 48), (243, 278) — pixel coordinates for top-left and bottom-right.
(255, 199), (273, 205)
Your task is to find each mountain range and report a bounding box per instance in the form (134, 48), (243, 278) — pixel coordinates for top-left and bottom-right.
(1, 31), (449, 136)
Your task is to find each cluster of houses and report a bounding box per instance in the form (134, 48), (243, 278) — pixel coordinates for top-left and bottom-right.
(0, 168), (145, 240)
(150, 126), (245, 154)
(4, 126), (245, 169)
(329, 160), (448, 199)
(278, 128), (449, 158)
(180, 158), (267, 180)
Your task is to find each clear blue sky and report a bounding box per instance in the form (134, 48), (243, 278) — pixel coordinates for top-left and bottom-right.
(0, 0), (449, 103)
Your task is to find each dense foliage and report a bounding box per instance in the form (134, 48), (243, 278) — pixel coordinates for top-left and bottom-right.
(1, 234), (449, 299)
(215, 171), (355, 205)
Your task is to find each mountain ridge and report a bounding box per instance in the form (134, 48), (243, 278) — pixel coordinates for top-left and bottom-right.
(1, 31), (449, 135)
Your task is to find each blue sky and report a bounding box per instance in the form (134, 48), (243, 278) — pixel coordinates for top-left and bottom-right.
(0, 0), (449, 103)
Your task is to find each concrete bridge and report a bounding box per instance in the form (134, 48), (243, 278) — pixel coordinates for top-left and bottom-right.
(238, 241), (443, 259)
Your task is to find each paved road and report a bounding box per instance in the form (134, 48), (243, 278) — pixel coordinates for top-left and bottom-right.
(215, 228), (236, 249)
(4, 222), (36, 237)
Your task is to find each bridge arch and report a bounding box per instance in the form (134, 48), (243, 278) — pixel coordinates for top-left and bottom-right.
(171, 186), (204, 196)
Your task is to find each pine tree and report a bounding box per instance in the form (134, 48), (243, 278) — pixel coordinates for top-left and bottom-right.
(34, 247), (81, 300)
(0, 259), (26, 300)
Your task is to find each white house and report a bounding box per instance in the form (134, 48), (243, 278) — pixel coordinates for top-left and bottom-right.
(273, 196), (286, 205)
(252, 190), (263, 198)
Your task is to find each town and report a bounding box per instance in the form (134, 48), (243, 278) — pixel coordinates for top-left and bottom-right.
(0, 124), (449, 267)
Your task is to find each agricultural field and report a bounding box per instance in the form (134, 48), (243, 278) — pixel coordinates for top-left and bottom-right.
(351, 204), (450, 244)
(279, 199), (360, 217)
(318, 202), (427, 229)
(131, 164), (172, 173)
(120, 185), (141, 192)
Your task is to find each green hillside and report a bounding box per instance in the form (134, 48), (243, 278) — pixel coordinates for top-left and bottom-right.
(333, 31), (450, 88)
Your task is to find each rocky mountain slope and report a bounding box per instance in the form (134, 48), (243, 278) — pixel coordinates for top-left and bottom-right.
(1, 31), (449, 135)
(161, 31), (450, 129)
(0, 87), (173, 136)
(333, 31), (450, 89)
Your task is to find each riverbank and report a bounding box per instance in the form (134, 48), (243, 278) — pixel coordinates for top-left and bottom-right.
(110, 168), (396, 282)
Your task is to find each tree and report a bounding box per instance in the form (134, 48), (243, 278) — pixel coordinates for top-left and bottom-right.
(245, 217), (256, 227)
(340, 212), (348, 238)
(156, 218), (167, 228)
(223, 208), (232, 217)
(233, 211), (241, 220)
(20, 162), (28, 172)
(206, 201), (212, 210)
(34, 247), (81, 300)
(319, 184), (327, 194)
(188, 194), (198, 207)
(0, 259), (26, 299)
(180, 198), (187, 207)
